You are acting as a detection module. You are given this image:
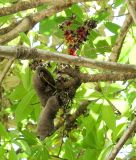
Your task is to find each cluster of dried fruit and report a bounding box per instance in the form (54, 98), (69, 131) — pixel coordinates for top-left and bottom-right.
(59, 15), (97, 56)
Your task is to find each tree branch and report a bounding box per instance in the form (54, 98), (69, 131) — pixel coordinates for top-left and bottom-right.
(109, 14), (132, 62)
(126, 0), (136, 24)
(1, 45), (136, 74)
(0, 0), (47, 16)
(80, 72), (136, 82)
(0, 57), (15, 85)
(58, 66), (136, 82)
(0, 21), (20, 35)
(107, 117), (136, 160)
(0, 3), (71, 44)
(0, 0), (92, 16)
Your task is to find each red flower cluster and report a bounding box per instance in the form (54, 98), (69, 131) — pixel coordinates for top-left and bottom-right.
(59, 15), (97, 56)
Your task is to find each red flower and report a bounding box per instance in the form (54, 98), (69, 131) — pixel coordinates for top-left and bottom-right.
(68, 48), (77, 56)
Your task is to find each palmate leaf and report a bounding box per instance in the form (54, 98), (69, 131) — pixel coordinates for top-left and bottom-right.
(102, 105), (116, 131)
(39, 16), (57, 35)
(0, 122), (9, 139)
(0, 146), (5, 159)
(15, 89), (35, 122)
(31, 145), (49, 160)
(9, 147), (18, 160)
(21, 66), (32, 91)
(63, 140), (75, 160)
(83, 149), (99, 160)
(21, 130), (38, 145)
(105, 22), (120, 34)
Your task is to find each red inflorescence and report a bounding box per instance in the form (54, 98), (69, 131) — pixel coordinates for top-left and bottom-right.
(59, 15), (97, 56)
(68, 48), (77, 56)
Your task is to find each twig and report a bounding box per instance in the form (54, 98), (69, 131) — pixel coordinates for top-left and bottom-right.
(2, 45), (136, 74)
(50, 154), (68, 160)
(0, 57), (15, 85)
(107, 117), (136, 160)
(114, 80), (134, 95)
(109, 14), (132, 62)
(105, 98), (121, 115)
(57, 129), (65, 156)
(126, 0), (136, 24)
(113, 13), (129, 17)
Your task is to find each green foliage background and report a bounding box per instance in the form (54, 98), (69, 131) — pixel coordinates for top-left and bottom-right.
(0, 0), (136, 160)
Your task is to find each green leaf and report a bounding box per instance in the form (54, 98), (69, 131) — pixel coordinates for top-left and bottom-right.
(16, 140), (31, 155)
(42, 146), (49, 160)
(83, 149), (99, 160)
(127, 91), (136, 105)
(105, 22), (120, 34)
(89, 30), (99, 41)
(96, 11), (109, 21)
(34, 103), (41, 121)
(0, 122), (9, 139)
(82, 131), (98, 149)
(112, 123), (126, 142)
(9, 84), (27, 100)
(95, 40), (111, 53)
(15, 89), (35, 122)
(31, 145), (49, 160)
(9, 147), (18, 160)
(0, 146), (5, 158)
(114, 0), (123, 7)
(71, 4), (84, 20)
(64, 140), (75, 160)
(21, 67), (32, 91)
(82, 42), (97, 59)
(39, 17), (56, 35)
(21, 130), (38, 145)
(82, 103), (101, 134)
(98, 144), (113, 160)
(110, 35), (117, 45)
(102, 105), (116, 130)
(95, 120), (105, 149)
(0, 15), (13, 25)
(19, 32), (31, 46)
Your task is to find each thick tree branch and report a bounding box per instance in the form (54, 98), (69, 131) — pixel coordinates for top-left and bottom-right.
(0, 0), (92, 16)
(1, 45), (136, 74)
(80, 72), (136, 82)
(59, 67), (136, 82)
(0, 21), (20, 35)
(126, 0), (136, 24)
(107, 117), (136, 160)
(109, 14), (132, 62)
(0, 17), (31, 44)
(0, 57), (15, 85)
(0, 0), (47, 16)
(0, 3), (71, 44)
